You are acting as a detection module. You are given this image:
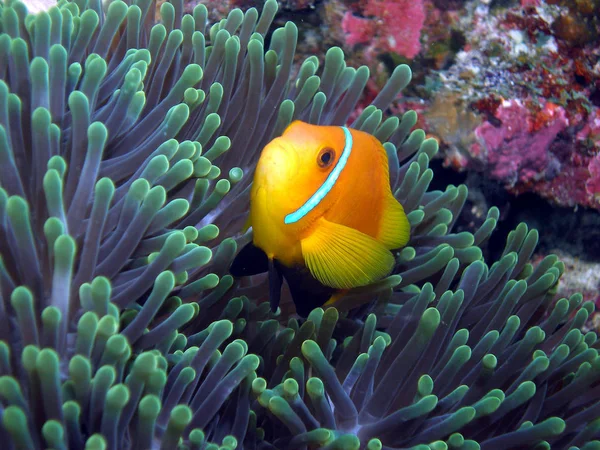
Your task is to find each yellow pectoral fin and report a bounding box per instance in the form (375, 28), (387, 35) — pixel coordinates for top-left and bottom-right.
(323, 289), (381, 313)
(242, 214), (252, 233)
(301, 218), (396, 290)
(377, 193), (410, 250)
(323, 290), (348, 307)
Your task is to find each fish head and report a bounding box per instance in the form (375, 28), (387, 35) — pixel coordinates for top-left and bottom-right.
(251, 121), (346, 228)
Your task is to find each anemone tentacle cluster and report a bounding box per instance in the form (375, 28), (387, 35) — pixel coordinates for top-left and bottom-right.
(0, 0), (599, 448)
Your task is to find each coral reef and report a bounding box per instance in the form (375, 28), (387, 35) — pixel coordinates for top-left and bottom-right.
(419, 1), (600, 211)
(539, 249), (600, 319)
(274, 0), (600, 210)
(0, 0), (600, 449)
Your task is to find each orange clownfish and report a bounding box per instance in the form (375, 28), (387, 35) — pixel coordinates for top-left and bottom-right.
(230, 121), (410, 317)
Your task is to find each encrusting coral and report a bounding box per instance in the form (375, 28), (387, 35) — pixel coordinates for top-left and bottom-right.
(0, 0), (599, 448)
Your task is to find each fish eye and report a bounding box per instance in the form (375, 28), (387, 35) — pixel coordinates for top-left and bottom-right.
(317, 147), (335, 168)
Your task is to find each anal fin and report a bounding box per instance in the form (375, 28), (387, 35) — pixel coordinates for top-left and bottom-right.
(268, 259), (283, 313)
(275, 260), (335, 317)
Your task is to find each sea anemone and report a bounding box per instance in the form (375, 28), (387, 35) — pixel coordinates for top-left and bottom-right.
(0, 0), (599, 448)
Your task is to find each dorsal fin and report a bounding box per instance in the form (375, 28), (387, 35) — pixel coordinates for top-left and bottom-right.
(377, 192), (410, 249)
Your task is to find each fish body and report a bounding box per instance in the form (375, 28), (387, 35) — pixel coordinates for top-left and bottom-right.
(230, 121), (410, 316)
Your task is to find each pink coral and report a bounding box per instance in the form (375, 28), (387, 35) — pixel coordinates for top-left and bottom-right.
(520, 0), (541, 7)
(577, 109), (600, 203)
(587, 155), (600, 200)
(462, 99), (600, 209)
(341, 0), (425, 59)
(341, 13), (376, 47)
(470, 99), (569, 187)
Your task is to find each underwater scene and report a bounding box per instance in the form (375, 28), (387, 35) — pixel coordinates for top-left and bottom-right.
(0, 0), (599, 448)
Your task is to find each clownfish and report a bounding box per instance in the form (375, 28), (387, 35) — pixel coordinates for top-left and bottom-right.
(230, 121), (410, 317)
